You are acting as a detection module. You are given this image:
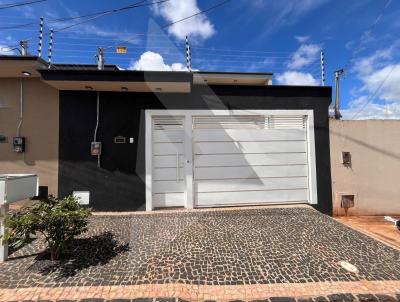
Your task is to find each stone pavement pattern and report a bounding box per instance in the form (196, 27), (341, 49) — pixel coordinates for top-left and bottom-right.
(0, 207), (400, 301)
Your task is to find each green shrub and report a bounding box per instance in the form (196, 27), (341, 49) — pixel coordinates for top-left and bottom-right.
(3, 195), (92, 260)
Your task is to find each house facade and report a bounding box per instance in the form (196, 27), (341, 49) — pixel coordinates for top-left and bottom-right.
(0, 56), (333, 214)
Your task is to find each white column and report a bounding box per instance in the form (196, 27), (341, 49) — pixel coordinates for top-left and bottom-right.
(184, 113), (194, 209)
(145, 111), (153, 211)
(0, 204), (9, 262)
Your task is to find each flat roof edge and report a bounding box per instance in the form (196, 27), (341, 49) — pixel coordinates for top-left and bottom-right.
(39, 69), (193, 83)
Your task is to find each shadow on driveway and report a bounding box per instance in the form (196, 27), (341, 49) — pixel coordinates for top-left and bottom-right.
(28, 231), (130, 279)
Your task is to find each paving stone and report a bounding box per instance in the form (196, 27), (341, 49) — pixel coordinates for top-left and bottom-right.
(357, 295), (379, 302)
(327, 294), (355, 301)
(0, 208), (400, 288)
(270, 298), (296, 302)
(374, 295), (397, 302)
(314, 296), (329, 302)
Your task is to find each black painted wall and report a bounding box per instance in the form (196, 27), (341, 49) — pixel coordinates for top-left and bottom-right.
(59, 85), (333, 214)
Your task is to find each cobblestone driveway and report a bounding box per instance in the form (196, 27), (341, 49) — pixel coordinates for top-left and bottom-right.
(1, 206), (400, 300)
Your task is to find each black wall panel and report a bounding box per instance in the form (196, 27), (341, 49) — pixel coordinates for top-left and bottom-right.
(59, 85), (333, 214)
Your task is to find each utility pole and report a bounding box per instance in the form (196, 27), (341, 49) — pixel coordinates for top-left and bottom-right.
(334, 69), (344, 120)
(185, 35), (192, 72)
(320, 51), (325, 86)
(19, 40), (28, 56)
(97, 48), (104, 70)
(38, 16), (44, 58)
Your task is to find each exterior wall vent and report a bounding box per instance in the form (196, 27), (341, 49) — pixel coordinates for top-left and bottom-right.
(192, 115), (306, 129)
(153, 117), (184, 131)
(339, 193), (355, 216)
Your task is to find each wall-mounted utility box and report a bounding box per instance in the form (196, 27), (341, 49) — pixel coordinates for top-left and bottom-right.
(0, 135), (6, 143)
(73, 191), (90, 205)
(13, 137), (25, 153)
(91, 141), (101, 156)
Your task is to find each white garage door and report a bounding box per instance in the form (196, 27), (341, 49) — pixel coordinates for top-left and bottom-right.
(193, 115), (310, 207)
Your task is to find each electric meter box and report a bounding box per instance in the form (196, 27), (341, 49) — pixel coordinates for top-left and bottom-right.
(13, 137), (25, 153)
(91, 141), (102, 156)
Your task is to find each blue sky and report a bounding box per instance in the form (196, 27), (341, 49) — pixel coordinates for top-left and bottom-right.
(0, 0), (399, 119)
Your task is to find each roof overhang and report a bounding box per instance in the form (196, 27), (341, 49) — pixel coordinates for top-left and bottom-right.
(38, 69), (192, 93)
(193, 71), (273, 86)
(0, 55), (47, 78)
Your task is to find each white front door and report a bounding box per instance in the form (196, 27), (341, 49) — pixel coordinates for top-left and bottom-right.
(146, 110), (317, 211)
(151, 116), (186, 208)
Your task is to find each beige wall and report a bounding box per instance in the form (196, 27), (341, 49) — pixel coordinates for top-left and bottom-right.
(0, 78), (59, 196)
(330, 119), (400, 216)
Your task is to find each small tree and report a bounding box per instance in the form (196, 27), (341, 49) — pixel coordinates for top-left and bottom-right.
(3, 195), (92, 260)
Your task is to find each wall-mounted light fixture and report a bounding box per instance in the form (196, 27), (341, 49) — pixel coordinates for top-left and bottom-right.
(155, 87), (162, 92)
(21, 71), (31, 76)
(85, 86), (93, 90)
(121, 87), (128, 91)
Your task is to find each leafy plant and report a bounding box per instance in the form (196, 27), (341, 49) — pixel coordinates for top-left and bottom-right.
(2, 195), (92, 260)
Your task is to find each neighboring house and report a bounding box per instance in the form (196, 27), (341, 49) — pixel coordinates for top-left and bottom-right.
(330, 119), (400, 216)
(0, 55), (333, 214)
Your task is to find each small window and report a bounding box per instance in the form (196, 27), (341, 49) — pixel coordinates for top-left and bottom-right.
(341, 151), (351, 166)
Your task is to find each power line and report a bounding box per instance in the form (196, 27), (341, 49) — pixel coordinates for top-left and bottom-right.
(2, 0), (170, 47)
(52, 0), (168, 34)
(192, 47), (290, 54)
(0, 0), (166, 30)
(0, 0), (46, 10)
(104, 0), (233, 50)
(350, 64), (396, 120)
(341, 0), (392, 75)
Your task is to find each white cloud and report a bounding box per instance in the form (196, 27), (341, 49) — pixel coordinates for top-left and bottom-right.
(152, 0), (215, 40)
(361, 64), (400, 102)
(341, 96), (400, 120)
(276, 71), (318, 86)
(341, 46), (400, 120)
(354, 48), (393, 76)
(129, 51), (187, 71)
(295, 35), (310, 43)
(288, 43), (321, 69)
(0, 45), (16, 55)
